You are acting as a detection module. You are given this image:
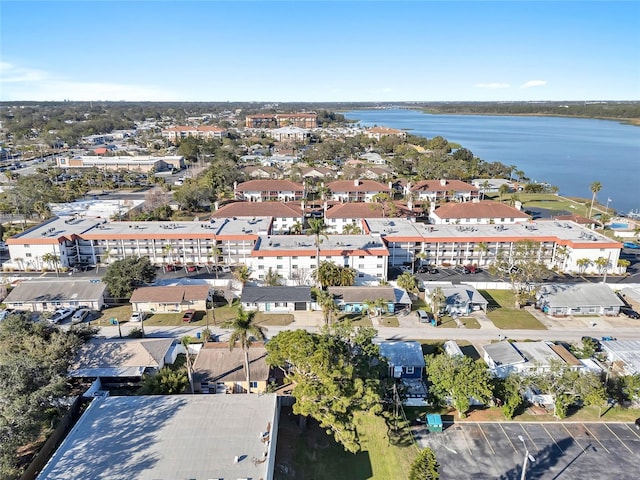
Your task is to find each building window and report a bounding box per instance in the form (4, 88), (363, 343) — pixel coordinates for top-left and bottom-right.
(277, 256), (283, 260)
(25, 253), (32, 257)
(277, 265), (283, 269)
(377, 256), (383, 259)
(405, 366), (415, 374)
(358, 264), (365, 269)
(258, 265), (264, 270)
(377, 264), (383, 268)
(358, 273), (364, 277)
(292, 256), (298, 259)
(258, 256), (264, 260)
(292, 265), (298, 269)
(258, 275), (264, 279)
(250, 381), (258, 388)
(359, 256), (365, 259)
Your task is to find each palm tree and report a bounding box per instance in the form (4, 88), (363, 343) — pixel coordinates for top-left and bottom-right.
(289, 220), (303, 235)
(576, 258), (592, 274)
(181, 336), (194, 394)
(41, 252), (61, 277)
(233, 264), (252, 286)
(477, 242), (489, 267)
(588, 181), (602, 219)
(316, 289), (338, 325)
(264, 267), (283, 286)
(224, 306), (266, 394)
(429, 287), (446, 325)
(364, 297), (388, 318)
(594, 256), (610, 275)
(498, 183), (510, 201)
(306, 218), (329, 285)
(396, 272), (418, 294)
(481, 180), (490, 200)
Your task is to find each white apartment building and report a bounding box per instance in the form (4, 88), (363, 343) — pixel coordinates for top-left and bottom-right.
(326, 179), (391, 203)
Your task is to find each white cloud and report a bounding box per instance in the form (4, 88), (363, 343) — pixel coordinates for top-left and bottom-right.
(521, 80), (547, 88)
(0, 61), (177, 101)
(474, 82), (510, 89)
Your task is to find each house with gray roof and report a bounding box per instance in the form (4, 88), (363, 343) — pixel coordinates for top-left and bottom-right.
(327, 286), (411, 314)
(379, 341), (427, 406)
(483, 341), (582, 378)
(241, 286), (312, 313)
(536, 283), (624, 316)
(2, 280), (107, 312)
(424, 283), (488, 316)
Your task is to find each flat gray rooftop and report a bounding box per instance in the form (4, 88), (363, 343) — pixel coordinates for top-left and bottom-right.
(37, 394), (278, 480)
(253, 234), (385, 253)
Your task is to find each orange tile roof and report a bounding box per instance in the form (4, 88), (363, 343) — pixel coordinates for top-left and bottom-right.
(325, 202), (415, 219)
(412, 179), (478, 192)
(212, 201), (302, 218)
(235, 179), (304, 191)
(327, 180), (391, 193)
(434, 201), (530, 219)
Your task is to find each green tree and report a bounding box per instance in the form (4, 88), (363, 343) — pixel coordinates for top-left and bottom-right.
(139, 368), (188, 395)
(494, 374), (525, 420)
(233, 265), (252, 286)
(429, 287), (446, 325)
(41, 251), (61, 277)
(498, 183), (510, 200)
(588, 181), (602, 219)
(224, 306), (266, 394)
(576, 257), (592, 274)
(306, 218), (329, 285)
(489, 240), (548, 307)
(264, 267), (283, 286)
(396, 271), (418, 294)
(426, 354), (493, 418)
(313, 261), (356, 288)
(594, 256), (610, 275)
(409, 447), (440, 480)
(316, 289), (339, 325)
(0, 315), (95, 479)
(265, 326), (386, 453)
(102, 256), (156, 299)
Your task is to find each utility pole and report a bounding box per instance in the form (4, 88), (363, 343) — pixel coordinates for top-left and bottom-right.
(518, 435), (536, 480)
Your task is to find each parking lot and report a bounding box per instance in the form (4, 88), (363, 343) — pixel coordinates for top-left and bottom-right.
(415, 421), (640, 479)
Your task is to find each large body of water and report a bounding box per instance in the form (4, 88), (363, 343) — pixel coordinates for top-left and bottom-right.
(343, 109), (640, 215)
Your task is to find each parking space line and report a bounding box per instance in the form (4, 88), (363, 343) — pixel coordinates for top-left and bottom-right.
(583, 424), (609, 454)
(498, 424), (518, 453)
(520, 424), (540, 451)
(541, 424), (564, 454)
(459, 427), (474, 456)
(605, 424), (634, 454)
(562, 424), (585, 453)
(477, 423), (496, 455)
(624, 423), (640, 440)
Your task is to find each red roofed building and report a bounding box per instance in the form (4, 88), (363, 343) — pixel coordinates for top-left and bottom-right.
(245, 113), (318, 129)
(408, 179), (479, 203)
(431, 201), (530, 225)
(162, 126), (228, 143)
(327, 179), (392, 203)
(212, 201), (303, 234)
(234, 179), (305, 202)
(365, 127), (407, 141)
(325, 202), (417, 233)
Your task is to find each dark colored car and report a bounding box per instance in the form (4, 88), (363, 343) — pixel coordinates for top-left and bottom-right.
(417, 265), (438, 274)
(635, 418), (640, 430)
(182, 309), (196, 323)
(620, 306), (640, 319)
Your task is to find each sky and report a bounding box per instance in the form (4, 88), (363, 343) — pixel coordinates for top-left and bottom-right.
(1, 1), (639, 102)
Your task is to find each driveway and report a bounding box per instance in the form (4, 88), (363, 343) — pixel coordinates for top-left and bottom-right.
(415, 421), (640, 479)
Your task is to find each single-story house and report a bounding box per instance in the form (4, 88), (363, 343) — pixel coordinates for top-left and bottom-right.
(241, 286), (312, 313)
(379, 341), (427, 406)
(129, 285), (211, 313)
(600, 340), (640, 376)
(35, 394), (279, 480)
(536, 283), (625, 317)
(424, 284), (488, 316)
(68, 338), (175, 381)
(2, 280), (107, 312)
(327, 286), (411, 314)
(483, 341), (582, 378)
(192, 342), (277, 394)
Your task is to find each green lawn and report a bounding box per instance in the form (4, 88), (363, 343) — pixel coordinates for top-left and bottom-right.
(481, 290), (547, 330)
(436, 315), (481, 329)
(275, 407), (417, 480)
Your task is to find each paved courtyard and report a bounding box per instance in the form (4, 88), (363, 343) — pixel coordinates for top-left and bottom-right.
(414, 421), (640, 479)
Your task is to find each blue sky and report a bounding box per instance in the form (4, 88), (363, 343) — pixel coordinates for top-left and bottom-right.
(1, 1), (638, 102)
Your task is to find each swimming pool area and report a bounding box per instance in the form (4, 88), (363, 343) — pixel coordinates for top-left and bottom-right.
(609, 222), (631, 229)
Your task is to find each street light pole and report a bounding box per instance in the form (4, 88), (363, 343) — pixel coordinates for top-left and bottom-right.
(518, 435), (536, 480)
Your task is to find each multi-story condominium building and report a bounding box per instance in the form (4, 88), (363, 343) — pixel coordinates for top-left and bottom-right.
(364, 127), (407, 141)
(161, 126), (228, 143)
(211, 202), (304, 234)
(56, 155), (185, 173)
(326, 179), (392, 203)
(246, 234), (389, 285)
(363, 218), (622, 274)
(245, 113), (318, 129)
(430, 200), (530, 225)
(234, 179), (305, 202)
(407, 179), (479, 203)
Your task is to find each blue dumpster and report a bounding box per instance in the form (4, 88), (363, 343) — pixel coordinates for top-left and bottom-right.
(426, 414), (443, 433)
(196, 332), (201, 339)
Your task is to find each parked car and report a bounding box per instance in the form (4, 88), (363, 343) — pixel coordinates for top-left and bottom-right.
(623, 242), (640, 249)
(417, 310), (434, 323)
(182, 309), (196, 323)
(635, 418), (640, 430)
(71, 308), (91, 324)
(129, 311), (146, 322)
(620, 306), (640, 319)
(456, 265), (470, 275)
(49, 307), (76, 324)
(417, 265), (438, 274)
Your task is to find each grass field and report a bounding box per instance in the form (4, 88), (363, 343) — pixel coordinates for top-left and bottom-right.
(275, 407), (418, 480)
(481, 290), (547, 330)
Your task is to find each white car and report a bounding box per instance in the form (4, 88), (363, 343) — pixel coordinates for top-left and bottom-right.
(71, 308), (91, 324)
(49, 307), (76, 324)
(129, 311), (146, 322)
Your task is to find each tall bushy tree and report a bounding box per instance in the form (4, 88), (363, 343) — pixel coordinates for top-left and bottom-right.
(266, 325), (387, 453)
(426, 354), (493, 418)
(409, 447), (440, 480)
(224, 306), (265, 394)
(103, 256), (156, 299)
